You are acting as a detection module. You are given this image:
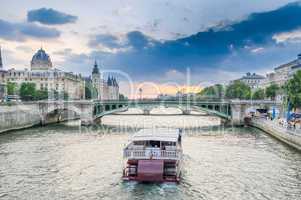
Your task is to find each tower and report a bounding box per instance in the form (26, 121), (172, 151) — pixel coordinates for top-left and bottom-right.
(92, 60), (101, 99)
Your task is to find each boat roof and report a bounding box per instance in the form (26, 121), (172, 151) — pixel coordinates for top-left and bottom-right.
(131, 128), (180, 142)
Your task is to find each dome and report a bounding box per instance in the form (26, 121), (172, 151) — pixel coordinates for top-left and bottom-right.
(30, 48), (52, 70)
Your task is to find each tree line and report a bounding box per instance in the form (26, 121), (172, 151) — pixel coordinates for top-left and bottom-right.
(198, 70), (301, 110)
(7, 81), (126, 101)
(6, 82), (68, 101)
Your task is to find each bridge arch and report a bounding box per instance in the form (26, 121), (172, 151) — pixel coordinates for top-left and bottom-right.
(42, 106), (81, 125)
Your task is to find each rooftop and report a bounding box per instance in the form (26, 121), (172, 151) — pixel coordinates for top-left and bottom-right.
(131, 128), (180, 142)
(241, 72), (265, 80)
(274, 54), (301, 70)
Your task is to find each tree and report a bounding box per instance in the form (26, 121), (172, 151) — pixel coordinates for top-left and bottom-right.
(85, 84), (92, 99)
(19, 82), (36, 101)
(266, 83), (280, 100)
(199, 84), (224, 98)
(252, 88), (265, 100)
(7, 82), (18, 95)
(84, 83), (97, 100)
(225, 81), (251, 99)
(286, 70), (301, 109)
(35, 90), (48, 100)
(119, 94), (127, 100)
(60, 91), (69, 100)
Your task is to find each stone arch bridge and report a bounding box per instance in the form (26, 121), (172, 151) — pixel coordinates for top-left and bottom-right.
(2, 99), (282, 126)
(121, 100), (282, 125)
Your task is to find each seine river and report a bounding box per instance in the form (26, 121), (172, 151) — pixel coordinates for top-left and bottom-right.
(0, 109), (300, 200)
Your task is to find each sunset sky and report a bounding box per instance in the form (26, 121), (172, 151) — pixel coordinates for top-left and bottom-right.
(1, 0), (301, 97)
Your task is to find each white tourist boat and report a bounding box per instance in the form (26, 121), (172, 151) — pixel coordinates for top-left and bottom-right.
(122, 128), (183, 182)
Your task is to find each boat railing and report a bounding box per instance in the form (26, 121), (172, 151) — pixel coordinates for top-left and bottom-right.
(123, 148), (182, 160)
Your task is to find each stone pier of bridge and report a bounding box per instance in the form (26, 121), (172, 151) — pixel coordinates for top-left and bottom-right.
(0, 100), (128, 133)
(0, 99), (283, 133)
(229, 100), (283, 126)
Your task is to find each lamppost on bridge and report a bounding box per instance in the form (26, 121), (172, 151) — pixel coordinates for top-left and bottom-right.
(139, 88), (143, 100)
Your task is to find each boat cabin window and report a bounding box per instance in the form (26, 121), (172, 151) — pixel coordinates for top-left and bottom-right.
(132, 141), (176, 148)
(161, 141), (176, 146)
(149, 140), (160, 148)
(133, 141), (145, 146)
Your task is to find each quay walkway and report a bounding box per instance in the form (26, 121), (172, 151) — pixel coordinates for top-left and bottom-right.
(251, 118), (301, 151)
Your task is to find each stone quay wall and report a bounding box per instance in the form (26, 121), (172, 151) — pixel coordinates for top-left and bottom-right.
(0, 104), (41, 134)
(251, 119), (301, 151)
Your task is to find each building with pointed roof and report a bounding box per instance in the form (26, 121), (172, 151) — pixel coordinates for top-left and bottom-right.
(88, 61), (119, 100)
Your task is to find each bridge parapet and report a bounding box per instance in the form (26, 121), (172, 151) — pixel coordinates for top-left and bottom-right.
(0, 99), (282, 126)
(0, 100), (128, 125)
(229, 100), (283, 125)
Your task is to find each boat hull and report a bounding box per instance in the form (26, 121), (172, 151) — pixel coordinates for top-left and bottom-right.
(122, 159), (181, 183)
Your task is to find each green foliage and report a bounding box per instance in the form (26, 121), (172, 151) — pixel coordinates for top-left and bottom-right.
(84, 81), (98, 100)
(252, 88), (265, 100)
(85, 85), (92, 99)
(6, 82), (18, 95)
(199, 84), (224, 98)
(84, 83), (93, 99)
(265, 83), (280, 100)
(225, 81), (251, 99)
(19, 82), (36, 101)
(35, 90), (48, 100)
(286, 70), (301, 109)
(62, 91), (69, 100)
(119, 94), (127, 100)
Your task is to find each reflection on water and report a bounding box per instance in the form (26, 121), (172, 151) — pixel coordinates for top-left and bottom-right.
(0, 113), (300, 200)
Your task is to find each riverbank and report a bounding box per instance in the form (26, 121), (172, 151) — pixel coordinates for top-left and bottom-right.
(0, 105), (41, 134)
(250, 119), (301, 151)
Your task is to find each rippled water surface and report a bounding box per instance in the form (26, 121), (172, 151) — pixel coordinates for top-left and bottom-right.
(0, 113), (300, 200)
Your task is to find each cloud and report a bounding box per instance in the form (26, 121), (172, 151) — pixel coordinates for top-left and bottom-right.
(89, 31), (158, 49)
(87, 3), (301, 75)
(64, 1), (301, 84)
(0, 19), (60, 41)
(89, 34), (122, 48)
(27, 8), (78, 25)
(126, 31), (156, 50)
(273, 29), (301, 43)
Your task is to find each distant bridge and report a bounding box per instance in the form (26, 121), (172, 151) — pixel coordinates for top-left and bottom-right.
(120, 100), (232, 119)
(0, 99), (282, 126)
(116, 99), (282, 125)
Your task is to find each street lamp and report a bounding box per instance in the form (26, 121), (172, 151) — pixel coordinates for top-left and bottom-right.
(139, 88), (143, 100)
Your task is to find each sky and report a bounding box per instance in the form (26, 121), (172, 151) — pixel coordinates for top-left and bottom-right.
(0, 0), (301, 97)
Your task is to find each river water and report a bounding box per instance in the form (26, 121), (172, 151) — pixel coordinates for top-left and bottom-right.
(0, 111), (300, 200)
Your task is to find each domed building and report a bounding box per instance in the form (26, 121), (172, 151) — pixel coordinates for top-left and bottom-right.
(30, 48), (53, 70)
(0, 47), (85, 100)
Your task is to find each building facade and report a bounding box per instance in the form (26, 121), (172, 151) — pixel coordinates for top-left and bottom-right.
(88, 61), (119, 100)
(264, 54), (301, 87)
(231, 72), (266, 90)
(0, 48), (85, 100)
(0, 47), (7, 100)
